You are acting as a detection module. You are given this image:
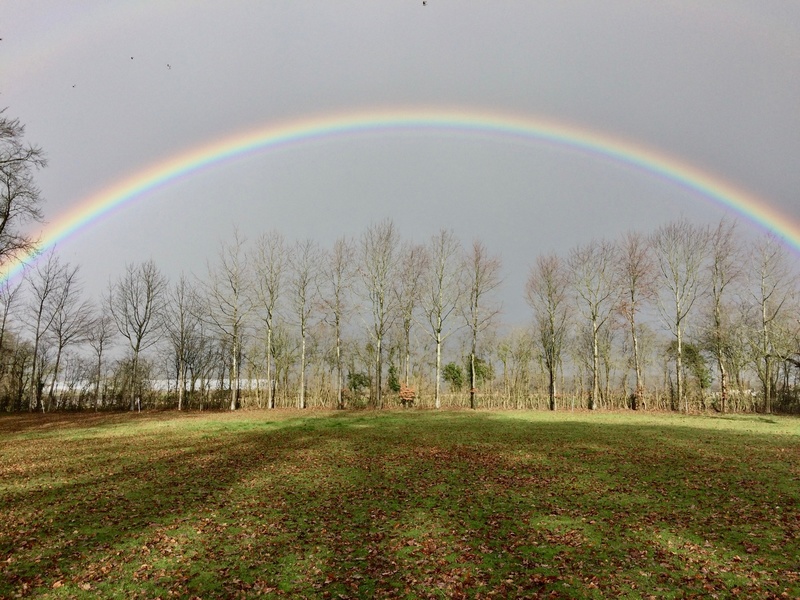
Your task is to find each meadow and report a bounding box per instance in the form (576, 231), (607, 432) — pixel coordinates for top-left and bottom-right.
(0, 409), (798, 599)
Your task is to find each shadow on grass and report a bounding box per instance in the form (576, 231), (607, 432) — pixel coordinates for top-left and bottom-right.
(0, 410), (798, 598)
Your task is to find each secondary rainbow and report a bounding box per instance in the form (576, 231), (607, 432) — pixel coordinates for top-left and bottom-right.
(5, 107), (799, 280)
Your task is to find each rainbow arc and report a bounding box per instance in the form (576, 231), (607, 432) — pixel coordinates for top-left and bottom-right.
(4, 107), (798, 281)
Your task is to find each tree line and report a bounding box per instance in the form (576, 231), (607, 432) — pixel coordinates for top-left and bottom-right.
(1, 108), (799, 413)
(0, 217), (797, 414)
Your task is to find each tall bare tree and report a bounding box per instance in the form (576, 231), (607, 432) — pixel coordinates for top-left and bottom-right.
(253, 231), (286, 409)
(615, 230), (657, 409)
(289, 238), (320, 409)
(108, 260), (167, 411)
(166, 275), (202, 411)
(0, 277), (22, 377)
(569, 239), (618, 410)
(46, 265), (93, 409)
(25, 251), (69, 412)
(319, 236), (355, 409)
(526, 253), (570, 411)
(86, 305), (116, 411)
(748, 233), (797, 414)
(651, 219), (708, 412)
(202, 231), (253, 411)
(461, 239), (502, 409)
(0, 108), (46, 268)
(704, 218), (743, 413)
(395, 242), (428, 388)
(359, 219), (400, 409)
(421, 229), (464, 409)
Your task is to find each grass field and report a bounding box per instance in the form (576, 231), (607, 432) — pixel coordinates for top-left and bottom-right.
(1, 409), (798, 599)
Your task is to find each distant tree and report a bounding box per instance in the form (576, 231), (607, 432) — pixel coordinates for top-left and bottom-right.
(387, 363), (401, 393)
(615, 230), (657, 409)
(667, 340), (711, 404)
(569, 239), (618, 410)
(442, 361), (464, 392)
(461, 239), (502, 409)
(319, 236), (356, 409)
(86, 305), (116, 411)
(347, 371), (371, 403)
(45, 265), (93, 410)
(0, 108), (46, 268)
(202, 231), (252, 411)
(526, 254), (570, 411)
(0, 277), (23, 376)
(395, 242), (428, 387)
(651, 220), (708, 412)
(25, 251), (70, 412)
(289, 239), (320, 409)
(252, 231), (286, 409)
(421, 229), (464, 409)
(466, 355), (494, 388)
(165, 275), (202, 411)
(108, 260), (167, 411)
(748, 233), (797, 414)
(359, 219), (400, 408)
(704, 218), (742, 413)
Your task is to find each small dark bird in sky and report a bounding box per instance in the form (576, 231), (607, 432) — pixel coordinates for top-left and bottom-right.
(167, 64), (171, 69)
(423, 1), (426, 4)
(130, 56), (134, 60)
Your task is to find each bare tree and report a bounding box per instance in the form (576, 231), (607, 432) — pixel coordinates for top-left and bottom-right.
(748, 233), (797, 414)
(461, 239), (502, 409)
(253, 231), (286, 409)
(569, 239), (618, 410)
(108, 260), (167, 411)
(395, 242), (428, 389)
(421, 229), (464, 409)
(86, 305), (116, 411)
(0, 108), (46, 268)
(45, 266), (93, 410)
(25, 251), (69, 412)
(359, 219), (400, 409)
(166, 275), (202, 410)
(704, 218), (743, 413)
(525, 253), (570, 411)
(202, 232), (253, 411)
(289, 238), (320, 409)
(0, 277), (23, 376)
(651, 219), (708, 412)
(319, 236), (356, 409)
(615, 231), (657, 409)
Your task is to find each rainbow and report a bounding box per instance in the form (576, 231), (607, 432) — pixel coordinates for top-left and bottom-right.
(5, 107), (799, 280)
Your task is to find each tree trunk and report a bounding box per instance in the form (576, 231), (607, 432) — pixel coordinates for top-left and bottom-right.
(230, 339), (238, 411)
(435, 331), (442, 409)
(299, 332), (306, 409)
(590, 320), (599, 410)
(336, 332), (343, 409)
(266, 326), (274, 409)
(375, 337), (383, 409)
(469, 349), (476, 410)
(631, 321), (643, 410)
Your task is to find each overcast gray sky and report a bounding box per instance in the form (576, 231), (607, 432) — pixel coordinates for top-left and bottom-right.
(4, 1), (799, 320)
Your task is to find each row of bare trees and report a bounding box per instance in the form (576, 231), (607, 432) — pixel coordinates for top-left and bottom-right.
(526, 218), (800, 413)
(0, 217), (797, 413)
(0, 220), (506, 412)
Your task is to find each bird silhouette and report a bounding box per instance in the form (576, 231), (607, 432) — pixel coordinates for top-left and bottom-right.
(167, 64), (171, 69)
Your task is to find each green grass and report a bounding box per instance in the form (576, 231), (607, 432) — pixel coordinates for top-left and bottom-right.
(1, 409), (798, 598)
